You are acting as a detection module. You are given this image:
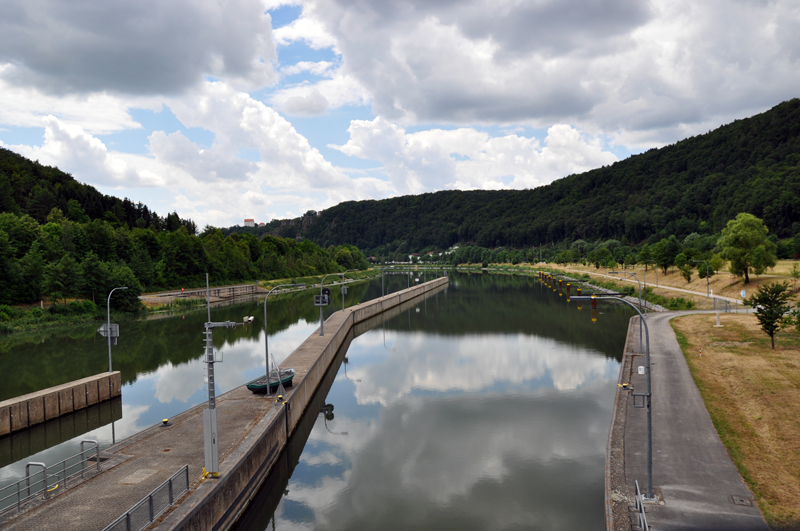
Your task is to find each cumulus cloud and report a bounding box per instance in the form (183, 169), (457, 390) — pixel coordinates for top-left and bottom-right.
(287, 0), (800, 141)
(0, 0), (277, 95)
(6, 116), (164, 187)
(332, 117), (617, 194)
(270, 73), (371, 115)
(1, 81), (394, 226)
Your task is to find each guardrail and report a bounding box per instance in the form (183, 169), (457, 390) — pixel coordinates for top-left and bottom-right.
(634, 480), (651, 531)
(103, 465), (190, 531)
(0, 439), (100, 514)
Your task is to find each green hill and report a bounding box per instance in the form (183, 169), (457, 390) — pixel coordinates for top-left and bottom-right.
(236, 99), (800, 256)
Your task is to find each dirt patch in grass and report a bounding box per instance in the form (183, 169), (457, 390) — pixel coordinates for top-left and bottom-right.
(671, 314), (800, 529)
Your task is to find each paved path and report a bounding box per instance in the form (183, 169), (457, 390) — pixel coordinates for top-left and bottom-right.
(576, 270), (748, 305)
(615, 311), (767, 530)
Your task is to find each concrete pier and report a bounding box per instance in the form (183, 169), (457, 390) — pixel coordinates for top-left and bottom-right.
(0, 372), (122, 436)
(0, 277), (447, 531)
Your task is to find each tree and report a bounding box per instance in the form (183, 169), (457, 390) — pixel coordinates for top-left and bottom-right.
(718, 213), (777, 284)
(80, 251), (110, 304)
(43, 254), (83, 307)
(653, 236), (681, 275)
(790, 262), (800, 292)
(679, 264), (693, 283)
(745, 281), (793, 349)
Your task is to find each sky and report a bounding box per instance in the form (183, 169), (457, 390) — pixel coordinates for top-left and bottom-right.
(1, 0), (798, 230)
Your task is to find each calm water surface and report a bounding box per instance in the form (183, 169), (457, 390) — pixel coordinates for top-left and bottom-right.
(0, 272), (632, 529)
(233, 273), (632, 531)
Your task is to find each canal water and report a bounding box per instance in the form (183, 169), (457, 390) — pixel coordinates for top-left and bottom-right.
(0, 272), (632, 528)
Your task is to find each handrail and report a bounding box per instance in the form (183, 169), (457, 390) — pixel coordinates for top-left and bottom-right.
(102, 465), (190, 531)
(0, 440), (100, 514)
(634, 480), (651, 531)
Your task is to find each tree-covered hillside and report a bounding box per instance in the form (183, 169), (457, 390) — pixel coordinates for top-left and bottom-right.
(245, 99), (800, 255)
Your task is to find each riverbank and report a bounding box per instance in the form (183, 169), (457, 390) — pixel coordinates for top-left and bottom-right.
(671, 313), (800, 530)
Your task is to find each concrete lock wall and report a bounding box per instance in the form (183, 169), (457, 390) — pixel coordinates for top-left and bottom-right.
(0, 372), (122, 436)
(160, 277), (448, 531)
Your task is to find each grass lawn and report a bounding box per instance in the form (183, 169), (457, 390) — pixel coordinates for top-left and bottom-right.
(671, 313), (800, 530)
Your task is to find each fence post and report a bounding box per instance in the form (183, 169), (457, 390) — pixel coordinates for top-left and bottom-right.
(168, 477), (174, 504)
(149, 494), (154, 522)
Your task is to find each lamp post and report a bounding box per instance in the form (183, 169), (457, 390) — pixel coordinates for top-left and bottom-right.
(637, 266), (649, 315)
(319, 273), (342, 336)
(610, 271), (644, 353)
(571, 294), (655, 501)
(644, 260), (658, 287)
(106, 286), (127, 372)
(692, 260), (710, 297)
(340, 269), (357, 311)
(263, 283), (305, 395)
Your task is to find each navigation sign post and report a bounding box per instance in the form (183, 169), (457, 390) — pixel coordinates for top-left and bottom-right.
(316, 288), (331, 336)
(97, 323), (120, 346)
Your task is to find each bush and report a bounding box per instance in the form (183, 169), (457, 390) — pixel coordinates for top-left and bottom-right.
(67, 300), (98, 315)
(29, 307), (44, 319)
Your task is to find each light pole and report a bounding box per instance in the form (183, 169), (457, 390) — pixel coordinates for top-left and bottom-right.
(263, 283), (305, 396)
(692, 260), (710, 297)
(637, 266), (649, 315)
(610, 270), (644, 353)
(106, 286), (127, 372)
(644, 260), (658, 287)
(572, 294), (655, 501)
(318, 273), (342, 336)
(340, 269), (357, 311)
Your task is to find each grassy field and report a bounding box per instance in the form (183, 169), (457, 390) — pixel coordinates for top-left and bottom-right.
(671, 313), (800, 530)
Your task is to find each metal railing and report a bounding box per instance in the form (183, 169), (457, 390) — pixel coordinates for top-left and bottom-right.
(634, 480), (651, 531)
(0, 440), (100, 515)
(103, 465), (190, 531)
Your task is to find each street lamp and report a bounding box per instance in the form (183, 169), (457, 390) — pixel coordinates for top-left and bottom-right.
(106, 286), (127, 372)
(263, 283), (305, 396)
(692, 260), (710, 297)
(340, 269), (357, 311)
(643, 260), (658, 287)
(636, 266), (650, 315)
(571, 294), (655, 501)
(610, 271), (644, 353)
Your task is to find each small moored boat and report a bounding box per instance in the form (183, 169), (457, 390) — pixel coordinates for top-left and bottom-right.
(246, 368), (296, 393)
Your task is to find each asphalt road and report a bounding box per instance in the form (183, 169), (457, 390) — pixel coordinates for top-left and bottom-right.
(623, 311), (768, 530)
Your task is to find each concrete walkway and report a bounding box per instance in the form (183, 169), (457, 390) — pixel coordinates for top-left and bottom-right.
(610, 311), (768, 530)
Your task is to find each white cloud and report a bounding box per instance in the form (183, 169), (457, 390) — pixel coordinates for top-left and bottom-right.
(273, 13), (338, 51)
(5, 116), (165, 187)
(281, 61), (335, 77)
(269, 73), (371, 115)
(294, 0), (800, 141)
(332, 117), (617, 195)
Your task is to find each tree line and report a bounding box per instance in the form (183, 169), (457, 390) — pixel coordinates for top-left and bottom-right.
(0, 206), (368, 313)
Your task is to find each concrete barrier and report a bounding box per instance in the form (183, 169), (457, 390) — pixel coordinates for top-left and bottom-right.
(0, 372), (122, 436)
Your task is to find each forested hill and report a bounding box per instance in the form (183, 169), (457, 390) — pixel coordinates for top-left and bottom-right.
(248, 99), (800, 255)
(0, 148), (196, 232)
